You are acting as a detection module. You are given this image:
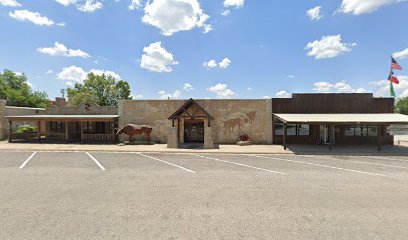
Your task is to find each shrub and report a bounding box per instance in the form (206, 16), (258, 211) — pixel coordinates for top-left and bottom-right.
(16, 125), (38, 134)
(239, 133), (250, 141)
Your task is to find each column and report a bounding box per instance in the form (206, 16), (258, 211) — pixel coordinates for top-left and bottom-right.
(8, 121), (12, 143)
(283, 123), (287, 150)
(37, 121), (41, 142)
(377, 124), (382, 151)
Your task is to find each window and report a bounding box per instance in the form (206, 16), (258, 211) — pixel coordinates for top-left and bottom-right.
(368, 126), (378, 136)
(274, 123), (310, 136)
(297, 124), (310, 136)
(344, 125), (377, 137)
(275, 123), (284, 135)
(287, 124), (297, 136)
(49, 121), (65, 133)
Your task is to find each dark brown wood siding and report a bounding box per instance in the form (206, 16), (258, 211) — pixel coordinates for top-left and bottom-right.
(272, 94), (395, 145)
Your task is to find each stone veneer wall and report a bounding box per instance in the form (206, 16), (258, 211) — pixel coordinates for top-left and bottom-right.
(118, 99), (273, 144)
(0, 100), (5, 139)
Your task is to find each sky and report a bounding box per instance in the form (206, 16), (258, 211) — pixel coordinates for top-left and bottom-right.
(1, 0), (408, 100)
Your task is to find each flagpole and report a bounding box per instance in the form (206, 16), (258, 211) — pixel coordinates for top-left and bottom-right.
(389, 56), (396, 98)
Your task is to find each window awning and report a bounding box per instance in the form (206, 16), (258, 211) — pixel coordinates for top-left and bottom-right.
(6, 115), (119, 122)
(273, 113), (408, 125)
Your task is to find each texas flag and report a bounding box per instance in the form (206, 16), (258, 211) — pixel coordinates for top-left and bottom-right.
(388, 71), (399, 84)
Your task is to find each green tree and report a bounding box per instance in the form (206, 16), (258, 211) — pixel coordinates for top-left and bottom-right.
(0, 69), (50, 108)
(396, 97), (408, 115)
(67, 72), (132, 106)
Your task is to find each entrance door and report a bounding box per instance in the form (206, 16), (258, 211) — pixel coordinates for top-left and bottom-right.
(320, 125), (329, 144)
(184, 121), (204, 143)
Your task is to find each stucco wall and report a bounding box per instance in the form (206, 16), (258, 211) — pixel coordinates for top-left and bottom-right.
(4, 106), (47, 138)
(119, 99), (273, 144)
(46, 103), (117, 115)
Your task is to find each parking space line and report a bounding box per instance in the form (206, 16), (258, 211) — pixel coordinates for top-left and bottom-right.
(86, 152), (106, 171)
(303, 155), (408, 170)
(191, 154), (285, 175)
(137, 153), (196, 173)
(19, 152), (37, 169)
(251, 155), (385, 177)
(359, 155), (408, 163)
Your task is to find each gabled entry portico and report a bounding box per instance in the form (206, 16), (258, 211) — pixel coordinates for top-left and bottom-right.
(167, 98), (214, 149)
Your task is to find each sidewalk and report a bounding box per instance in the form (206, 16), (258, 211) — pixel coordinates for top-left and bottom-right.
(1, 141), (408, 155)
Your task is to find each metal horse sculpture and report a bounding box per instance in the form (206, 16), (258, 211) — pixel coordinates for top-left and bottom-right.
(116, 124), (153, 144)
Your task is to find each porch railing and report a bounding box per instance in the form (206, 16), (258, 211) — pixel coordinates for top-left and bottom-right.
(82, 134), (114, 142)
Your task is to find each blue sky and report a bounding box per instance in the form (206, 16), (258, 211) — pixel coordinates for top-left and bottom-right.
(1, 0), (408, 100)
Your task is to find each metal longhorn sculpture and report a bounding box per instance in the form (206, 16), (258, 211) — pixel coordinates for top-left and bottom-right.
(116, 124), (153, 144)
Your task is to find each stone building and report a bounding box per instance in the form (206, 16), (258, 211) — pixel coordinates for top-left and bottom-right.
(2, 93), (408, 150)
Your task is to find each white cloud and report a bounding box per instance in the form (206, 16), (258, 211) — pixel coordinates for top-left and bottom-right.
(247, 87), (252, 91)
(287, 75), (295, 79)
(142, 0), (212, 36)
(55, 0), (78, 6)
(313, 80), (367, 93)
(77, 0), (102, 12)
(306, 35), (356, 59)
(158, 90), (181, 99)
(183, 83), (194, 91)
(89, 69), (121, 79)
(129, 0), (142, 10)
(207, 83), (236, 99)
(9, 10), (64, 27)
(132, 94), (144, 99)
(306, 6), (323, 21)
(262, 96), (271, 99)
(140, 41), (178, 73)
(394, 48), (408, 60)
(219, 58), (231, 68)
(338, 0), (400, 15)
(313, 81), (333, 92)
(46, 70), (53, 74)
(221, 10), (230, 16)
(275, 91), (291, 98)
(224, 0), (244, 8)
(371, 76), (408, 97)
(203, 60), (218, 68)
(57, 66), (87, 84)
(57, 66), (121, 85)
(37, 42), (91, 58)
(203, 58), (231, 69)
(0, 0), (21, 7)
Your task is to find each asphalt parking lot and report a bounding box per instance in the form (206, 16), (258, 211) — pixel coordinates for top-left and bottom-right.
(1, 151), (408, 240)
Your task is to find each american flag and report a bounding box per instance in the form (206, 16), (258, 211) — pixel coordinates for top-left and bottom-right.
(391, 57), (403, 70)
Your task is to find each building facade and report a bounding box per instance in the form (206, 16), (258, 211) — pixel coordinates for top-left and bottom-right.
(1, 93), (405, 149)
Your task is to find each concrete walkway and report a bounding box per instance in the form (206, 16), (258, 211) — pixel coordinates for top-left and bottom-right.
(1, 141), (408, 155)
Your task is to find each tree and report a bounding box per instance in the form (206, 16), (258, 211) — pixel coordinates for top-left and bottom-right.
(67, 72), (132, 106)
(0, 69), (50, 108)
(396, 97), (408, 115)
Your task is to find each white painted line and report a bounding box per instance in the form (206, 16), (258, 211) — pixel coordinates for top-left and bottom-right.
(86, 152), (106, 171)
(252, 155), (385, 177)
(19, 152), (37, 169)
(191, 154), (285, 175)
(359, 155), (408, 163)
(137, 153), (196, 173)
(304, 155), (408, 170)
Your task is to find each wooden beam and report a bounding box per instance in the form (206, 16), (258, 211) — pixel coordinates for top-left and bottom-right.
(37, 121), (41, 142)
(8, 121), (12, 143)
(80, 122), (84, 142)
(377, 124), (382, 151)
(283, 123), (287, 150)
(111, 121), (115, 144)
(65, 121), (69, 142)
